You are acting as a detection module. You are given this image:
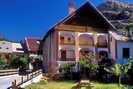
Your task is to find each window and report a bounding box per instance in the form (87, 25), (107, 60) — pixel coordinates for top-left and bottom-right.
(68, 37), (71, 42)
(6, 47), (9, 49)
(0, 47), (2, 49)
(123, 48), (130, 58)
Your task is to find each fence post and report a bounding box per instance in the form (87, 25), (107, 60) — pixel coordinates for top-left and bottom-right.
(21, 76), (23, 83)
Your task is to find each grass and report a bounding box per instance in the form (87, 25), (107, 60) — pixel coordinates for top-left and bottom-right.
(25, 80), (132, 89)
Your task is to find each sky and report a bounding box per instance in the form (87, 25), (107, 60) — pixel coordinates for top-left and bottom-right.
(0, 0), (132, 41)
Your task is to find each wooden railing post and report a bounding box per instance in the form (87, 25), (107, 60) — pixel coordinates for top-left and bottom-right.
(21, 76), (23, 83)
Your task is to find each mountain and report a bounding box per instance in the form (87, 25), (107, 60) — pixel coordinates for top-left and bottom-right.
(98, 0), (133, 30)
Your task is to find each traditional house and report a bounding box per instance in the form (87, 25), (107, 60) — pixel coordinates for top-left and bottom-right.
(41, 1), (116, 74)
(22, 37), (41, 58)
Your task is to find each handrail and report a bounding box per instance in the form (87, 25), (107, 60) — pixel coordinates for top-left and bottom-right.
(0, 69), (19, 76)
(10, 69), (42, 89)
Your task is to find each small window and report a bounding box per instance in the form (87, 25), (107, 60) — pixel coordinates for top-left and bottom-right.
(68, 37), (71, 41)
(6, 47), (9, 49)
(123, 48), (130, 58)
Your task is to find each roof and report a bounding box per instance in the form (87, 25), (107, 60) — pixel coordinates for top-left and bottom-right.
(25, 37), (40, 52)
(41, 1), (115, 41)
(109, 31), (132, 41)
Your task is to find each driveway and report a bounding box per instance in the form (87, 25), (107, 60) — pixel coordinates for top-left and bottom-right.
(0, 74), (21, 89)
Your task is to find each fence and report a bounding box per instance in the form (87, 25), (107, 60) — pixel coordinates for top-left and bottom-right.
(10, 69), (42, 89)
(0, 69), (18, 76)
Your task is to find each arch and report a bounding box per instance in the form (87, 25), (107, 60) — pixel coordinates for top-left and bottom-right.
(98, 51), (108, 58)
(97, 35), (107, 47)
(79, 34), (94, 46)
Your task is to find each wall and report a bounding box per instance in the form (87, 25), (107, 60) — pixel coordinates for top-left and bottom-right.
(116, 41), (133, 63)
(0, 41), (12, 53)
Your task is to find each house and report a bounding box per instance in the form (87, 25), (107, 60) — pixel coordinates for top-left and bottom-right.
(0, 41), (12, 56)
(22, 37), (41, 58)
(109, 30), (133, 64)
(0, 40), (24, 58)
(12, 42), (24, 56)
(41, 1), (115, 74)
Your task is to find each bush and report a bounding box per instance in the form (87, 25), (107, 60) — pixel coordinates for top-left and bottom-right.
(11, 56), (28, 72)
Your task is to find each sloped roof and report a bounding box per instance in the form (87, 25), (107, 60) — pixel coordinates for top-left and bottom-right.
(42, 1), (115, 41)
(25, 37), (40, 52)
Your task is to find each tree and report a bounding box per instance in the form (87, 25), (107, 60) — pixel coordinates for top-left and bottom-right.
(0, 56), (8, 69)
(104, 59), (132, 86)
(78, 53), (100, 79)
(11, 56), (28, 72)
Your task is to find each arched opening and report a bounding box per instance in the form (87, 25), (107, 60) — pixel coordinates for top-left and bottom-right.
(97, 35), (107, 48)
(98, 51), (108, 59)
(79, 34), (94, 46)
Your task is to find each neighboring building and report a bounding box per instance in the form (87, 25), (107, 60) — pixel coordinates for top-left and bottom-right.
(0, 41), (12, 54)
(0, 41), (24, 58)
(12, 43), (24, 56)
(109, 31), (133, 64)
(41, 1), (115, 74)
(22, 37), (41, 58)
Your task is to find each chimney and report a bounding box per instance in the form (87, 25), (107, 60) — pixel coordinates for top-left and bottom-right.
(68, 1), (75, 15)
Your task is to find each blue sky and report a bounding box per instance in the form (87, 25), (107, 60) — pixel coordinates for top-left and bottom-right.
(0, 0), (132, 41)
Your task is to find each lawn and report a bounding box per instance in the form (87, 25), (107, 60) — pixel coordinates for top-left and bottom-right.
(24, 80), (133, 89)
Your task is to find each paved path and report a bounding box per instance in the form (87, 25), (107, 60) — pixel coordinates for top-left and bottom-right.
(0, 74), (21, 89)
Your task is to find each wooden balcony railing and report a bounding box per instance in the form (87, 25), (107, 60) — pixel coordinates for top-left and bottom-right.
(60, 41), (75, 45)
(79, 42), (94, 46)
(97, 43), (108, 48)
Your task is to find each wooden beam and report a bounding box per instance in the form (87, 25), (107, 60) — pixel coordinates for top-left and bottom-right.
(55, 24), (100, 33)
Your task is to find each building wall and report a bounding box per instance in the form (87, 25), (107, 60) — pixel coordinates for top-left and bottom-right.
(110, 35), (117, 60)
(117, 41), (133, 59)
(0, 41), (12, 53)
(12, 43), (24, 53)
(42, 31), (58, 73)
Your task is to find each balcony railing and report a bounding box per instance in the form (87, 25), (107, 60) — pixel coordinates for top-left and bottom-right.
(97, 43), (108, 48)
(60, 41), (75, 45)
(79, 42), (94, 46)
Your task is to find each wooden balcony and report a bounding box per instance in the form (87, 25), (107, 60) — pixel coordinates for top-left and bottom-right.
(97, 43), (108, 48)
(79, 42), (94, 46)
(60, 41), (75, 45)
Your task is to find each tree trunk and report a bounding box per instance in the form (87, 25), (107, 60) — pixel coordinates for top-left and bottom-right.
(119, 75), (122, 86)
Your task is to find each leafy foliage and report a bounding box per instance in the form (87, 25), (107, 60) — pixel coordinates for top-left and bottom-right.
(104, 58), (132, 86)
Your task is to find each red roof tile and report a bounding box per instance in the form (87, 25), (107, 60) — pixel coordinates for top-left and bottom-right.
(25, 37), (40, 52)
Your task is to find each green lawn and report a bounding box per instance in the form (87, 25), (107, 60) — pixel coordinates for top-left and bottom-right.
(25, 80), (132, 89)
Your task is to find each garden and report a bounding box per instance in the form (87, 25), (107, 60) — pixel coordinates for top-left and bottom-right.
(24, 53), (133, 89)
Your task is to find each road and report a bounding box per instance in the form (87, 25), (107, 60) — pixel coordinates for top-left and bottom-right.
(0, 74), (21, 89)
